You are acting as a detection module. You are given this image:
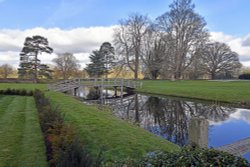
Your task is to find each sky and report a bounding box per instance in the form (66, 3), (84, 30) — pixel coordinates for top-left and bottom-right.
(0, 0), (250, 68)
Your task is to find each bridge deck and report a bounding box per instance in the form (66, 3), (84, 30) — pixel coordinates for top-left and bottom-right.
(217, 137), (250, 156)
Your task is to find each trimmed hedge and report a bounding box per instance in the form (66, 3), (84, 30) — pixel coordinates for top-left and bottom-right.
(33, 90), (93, 167)
(239, 74), (250, 80)
(0, 88), (33, 96)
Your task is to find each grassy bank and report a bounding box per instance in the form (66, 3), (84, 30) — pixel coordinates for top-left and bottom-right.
(45, 92), (179, 161)
(138, 80), (250, 105)
(0, 96), (47, 167)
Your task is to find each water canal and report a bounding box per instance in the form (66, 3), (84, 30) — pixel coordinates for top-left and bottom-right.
(74, 87), (250, 161)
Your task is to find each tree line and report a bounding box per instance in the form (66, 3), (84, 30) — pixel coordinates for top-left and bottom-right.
(113, 0), (241, 80)
(3, 0), (242, 81)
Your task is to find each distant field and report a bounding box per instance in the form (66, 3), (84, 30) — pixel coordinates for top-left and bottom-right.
(139, 80), (250, 105)
(0, 83), (47, 91)
(0, 96), (47, 167)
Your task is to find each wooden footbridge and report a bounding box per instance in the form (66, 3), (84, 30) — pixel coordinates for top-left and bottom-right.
(217, 137), (250, 157)
(48, 78), (142, 96)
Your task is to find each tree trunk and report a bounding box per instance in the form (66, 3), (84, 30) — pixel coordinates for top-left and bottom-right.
(134, 48), (139, 80)
(174, 70), (182, 80)
(34, 51), (38, 83)
(211, 72), (216, 80)
(134, 94), (139, 124)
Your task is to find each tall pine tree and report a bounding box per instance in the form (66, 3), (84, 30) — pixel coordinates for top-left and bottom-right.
(85, 42), (115, 78)
(85, 50), (106, 78)
(18, 35), (53, 82)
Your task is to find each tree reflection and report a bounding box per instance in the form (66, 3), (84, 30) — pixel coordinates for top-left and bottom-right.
(145, 97), (189, 146)
(110, 94), (236, 147)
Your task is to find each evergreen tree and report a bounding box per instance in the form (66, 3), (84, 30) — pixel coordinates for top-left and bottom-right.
(85, 42), (115, 78)
(18, 35), (53, 82)
(85, 50), (106, 77)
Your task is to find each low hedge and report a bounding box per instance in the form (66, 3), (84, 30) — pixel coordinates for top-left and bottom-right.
(239, 74), (250, 80)
(33, 90), (94, 167)
(0, 88), (33, 96)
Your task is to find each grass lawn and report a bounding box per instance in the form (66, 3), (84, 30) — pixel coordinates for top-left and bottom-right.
(45, 91), (179, 161)
(0, 95), (47, 167)
(139, 80), (250, 105)
(0, 83), (47, 91)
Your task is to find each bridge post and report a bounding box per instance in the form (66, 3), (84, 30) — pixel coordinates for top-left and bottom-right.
(100, 78), (104, 100)
(121, 78), (124, 98)
(73, 87), (78, 96)
(114, 86), (117, 97)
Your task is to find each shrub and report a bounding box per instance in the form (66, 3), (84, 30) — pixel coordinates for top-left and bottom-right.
(56, 138), (93, 167)
(239, 74), (250, 79)
(33, 90), (93, 167)
(20, 89), (27, 96)
(113, 147), (249, 167)
(4, 88), (12, 95)
(86, 88), (100, 100)
(0, 88), (33, 96)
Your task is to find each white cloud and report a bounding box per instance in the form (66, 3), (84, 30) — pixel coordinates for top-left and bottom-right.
(210, 32), (250, 66)
(0, 26), (116, 68)
(1, 27), (250, 70)
(229, 109), (250, 124)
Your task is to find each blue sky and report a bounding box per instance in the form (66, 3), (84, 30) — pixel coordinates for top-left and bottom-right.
(0, 0), (249, 35)
(0, 0), (250, 67)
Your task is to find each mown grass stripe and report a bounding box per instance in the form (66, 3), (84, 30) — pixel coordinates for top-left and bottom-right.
(0, 96), (15, 119)
(18, 97), (47, 167)
(0, 96), (26, 167)
(0, 96), (47, 167)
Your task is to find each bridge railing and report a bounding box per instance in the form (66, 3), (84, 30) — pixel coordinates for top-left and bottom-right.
(79, 78), (142, 88)
(48, 78), (143, 92)
(48, 78), (80, 91)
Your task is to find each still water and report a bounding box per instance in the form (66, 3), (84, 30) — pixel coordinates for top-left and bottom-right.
(75, 87), (250, 161)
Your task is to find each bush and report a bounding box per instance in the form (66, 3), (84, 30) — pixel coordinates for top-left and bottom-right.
(86, 88), (100, 100)
(113, 147), (249, 167)
(33, 90), (93, 167)
(56, 138), (93, 167)
(239, 74), (250, 79)
(0, 88), (33, 96)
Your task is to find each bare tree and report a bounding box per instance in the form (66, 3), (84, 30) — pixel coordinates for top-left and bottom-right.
(114, 13), (150, 79)
(140, 27), (165, 79)
(52, 53), (80, 79)
(198, 42), (241, 79)
(0, 64), (14, 78)
(156, 0), (208, 79)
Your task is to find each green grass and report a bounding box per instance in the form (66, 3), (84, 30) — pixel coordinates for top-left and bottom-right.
(0, 95), (47, 167)
(138, 80), (250, 105)
(0, 83), (47, 91)
(45, 92), (179, 161)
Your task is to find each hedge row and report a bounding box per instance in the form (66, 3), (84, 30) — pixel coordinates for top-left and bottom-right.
(239, 74), (250, 80)
(0, 88), (34, 96)
(33, 90), (94, 167)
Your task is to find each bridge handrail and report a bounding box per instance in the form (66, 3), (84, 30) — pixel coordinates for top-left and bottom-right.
(48, 78), (143, 92)
(78, 78), (142, 88)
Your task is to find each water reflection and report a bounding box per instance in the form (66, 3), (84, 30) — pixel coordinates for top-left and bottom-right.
(103, 94), (236, 147)
(79, 88), (250, 160)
